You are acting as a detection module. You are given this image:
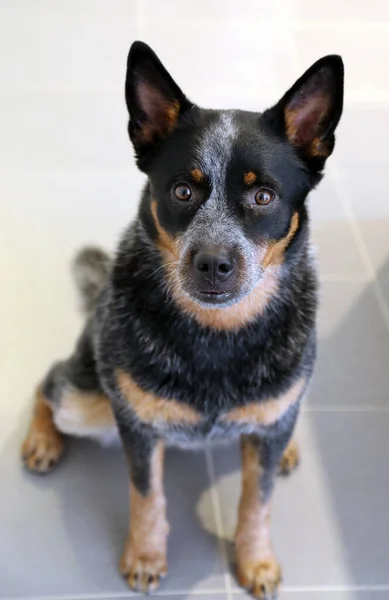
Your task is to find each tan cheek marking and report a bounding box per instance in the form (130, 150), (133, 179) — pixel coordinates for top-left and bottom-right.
(243, 171), (257, 186)
(117, 369), (202, 425)
(235, 437), (281, 594)
(262, 212), (299, 269)
(191, 168), (205, 183)
(150, 202), (280, 332)
(120, 440), (169, 590)
(151, 200), (180, 261)
(222, 376), (305, 427)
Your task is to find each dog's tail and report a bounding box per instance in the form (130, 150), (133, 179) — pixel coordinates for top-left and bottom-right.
(72, 246), (112, 314)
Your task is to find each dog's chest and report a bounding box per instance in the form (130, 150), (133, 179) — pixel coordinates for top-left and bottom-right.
(122, 382), (302, 445)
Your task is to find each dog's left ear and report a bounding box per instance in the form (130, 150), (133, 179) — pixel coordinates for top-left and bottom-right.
(269, 55), (344, 165)
(125, 41), (193, 165)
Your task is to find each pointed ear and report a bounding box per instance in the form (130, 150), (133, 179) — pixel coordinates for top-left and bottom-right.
(275, 55), (344, 164)
(125, 41), (193, 163)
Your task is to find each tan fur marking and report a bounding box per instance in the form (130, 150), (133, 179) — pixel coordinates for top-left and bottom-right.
(151, 200), (180, 261)
(120, 440), (169, 593)
(165, 99), (180, 131)
(243, 171), (257, 186)
(151, 201), (280, 331)
(262, 212), (299, 269)
(223, 376), (305, 427)
(191, 168), (205, 183)
(21, 387), (64, 473)
(235, 437), (281, 598)
(172, 268), (279, 331)
(278, 438), (300, 475)
(310, 135), (330, 157)
(285, 99), (330, 158)
(117, 369), (202, 425)
(54, 390), (115, 439)
(137, 99), (180, 144)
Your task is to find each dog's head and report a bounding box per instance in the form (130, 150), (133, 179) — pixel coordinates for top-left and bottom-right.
(125, 42), (343, 321)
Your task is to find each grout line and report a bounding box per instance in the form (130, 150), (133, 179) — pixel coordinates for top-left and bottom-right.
(319, 273), (372, 282)
(303, 405), (389, 413)
(7, 584), (389, 600)
(280, 585), (389, 593)
(0, 591), (229, 600)
(204, 445), (234, 600)
(328, 162), (389, 333)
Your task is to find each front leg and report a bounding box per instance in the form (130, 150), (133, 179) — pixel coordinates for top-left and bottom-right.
(235, 408), (298, 599)
(117, 420), (169, 593)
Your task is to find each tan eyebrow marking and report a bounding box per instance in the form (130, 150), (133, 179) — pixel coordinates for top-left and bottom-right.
(191, 168), (205, 183)
(243, 171), (257, 186)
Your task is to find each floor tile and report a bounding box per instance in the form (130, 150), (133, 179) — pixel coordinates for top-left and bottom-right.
(235, 592), (389, 600)
(280, 0), (389, 22)
(0, 419), (225, 596)
(335, 104), (389, 172)
(139, 21), (297, 100)
(309, 280), (389, 407)
(0, 14), (136, 89)
(0, 172), (144, 419)
(353, 219), (389, 278)
(210, 412), (389, 589)
(308, 174), (348, 222)
(86, 596), (227, 600)
(140, 0), (279, 25)
(293, 27), (389, 94)
(311, 222), (364, 278)
(0, 91), (130, 171)
(0, 0), (137, 19)
(334, 168), (389, 276)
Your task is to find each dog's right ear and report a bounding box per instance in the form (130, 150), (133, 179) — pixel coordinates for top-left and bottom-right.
(125, 41), (193, 165)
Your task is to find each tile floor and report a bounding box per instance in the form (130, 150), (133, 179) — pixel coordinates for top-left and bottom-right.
(0, 1), (389, 599)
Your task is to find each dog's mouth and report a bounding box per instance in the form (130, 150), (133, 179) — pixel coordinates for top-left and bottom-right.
(197, 290), (232, 305)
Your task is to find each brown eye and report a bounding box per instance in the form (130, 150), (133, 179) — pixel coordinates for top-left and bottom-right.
(254, 188), (276, 205)
(174, 184), (192, 201)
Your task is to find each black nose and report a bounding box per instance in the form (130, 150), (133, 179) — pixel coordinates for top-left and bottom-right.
(194, 250), (235, 282)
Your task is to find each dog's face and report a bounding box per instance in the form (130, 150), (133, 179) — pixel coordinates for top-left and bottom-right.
(125, 42), (344, 310)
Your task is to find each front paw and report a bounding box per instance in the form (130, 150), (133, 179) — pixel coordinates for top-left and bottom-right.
(278, 439), (300, 476)
(22, 426), (64, 474)
(120, 544), (167, 593)
(236, 556), (282, 600)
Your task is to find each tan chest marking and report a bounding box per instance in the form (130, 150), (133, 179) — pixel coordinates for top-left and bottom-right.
(117, 369), (202, 425)
(222, 376), (305, 427)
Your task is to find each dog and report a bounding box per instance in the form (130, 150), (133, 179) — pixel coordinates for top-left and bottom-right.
(21, 41), (344, 599)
